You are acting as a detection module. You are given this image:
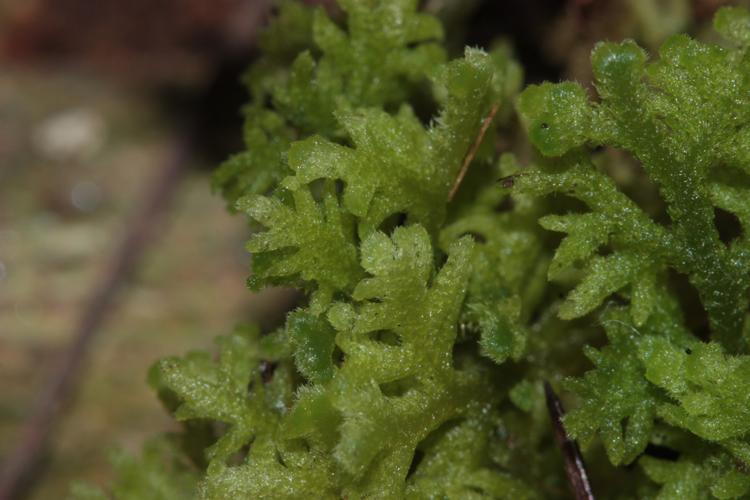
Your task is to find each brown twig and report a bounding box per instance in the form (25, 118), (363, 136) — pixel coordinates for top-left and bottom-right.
(447, 103), (499, 202)
(543, 381), (595, 500)
(0, 133), (190, 500)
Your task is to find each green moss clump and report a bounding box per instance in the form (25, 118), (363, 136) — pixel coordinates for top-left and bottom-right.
(75, 4), (750, 499)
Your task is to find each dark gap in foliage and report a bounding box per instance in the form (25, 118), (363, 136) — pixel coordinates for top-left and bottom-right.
(495, 195), (515, 213)
(446, 159), (503, 216)
(644, 443), (680, 461)
(434, 250), (449, 272)
(382, 99), (404, 117)
(527, 304), (544, 326)
(307, 178), (330, 202)
(410, 80), (440, 125)
(715, 207), (742, 245)
(323, 1), (345, 25)
(598, 148), (670, 227)
(227, 443), (251, 466)
(406, 448), (425, 480)
(259, 360), (277, 383)
(156, 54), (251, 164)
(598, 243), (614, 258)
(419, 418), (463, 448)
(261, 92), (274, 109)
(378, 212), (408, 235)
(452, 340), (468, 371)
(275, 446), (287, 468)
(496, 115), (526, 160)
(331, 288), (351, 305)
(299, 438), (311, 453)
(539, 228), (565, 263)
(332, 345), (345, 367)
(712, 163), (750, 186)
(379, 376), (418, 398)
(460, 231), (488, 244)
(464, 0), (565, 84)
(452, 338), (483, 371)
(368, 330), (402, 346)
(619, 418), (629, 445)
(542, 193), (588, 217)
(214, 421), (229, 437)
(180, 421), (216, 470)
(667, 269), (710, 341)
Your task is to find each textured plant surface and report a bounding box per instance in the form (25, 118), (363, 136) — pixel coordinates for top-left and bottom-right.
(75, 2), (750, 499)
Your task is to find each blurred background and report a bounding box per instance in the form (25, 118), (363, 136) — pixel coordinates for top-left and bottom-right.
(0, 0), (739, 497)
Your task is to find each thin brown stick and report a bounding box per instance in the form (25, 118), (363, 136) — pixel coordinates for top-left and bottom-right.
(544, 381), (595, 500)
(448, 102), (499, 202)
(0, 134), (189, 500)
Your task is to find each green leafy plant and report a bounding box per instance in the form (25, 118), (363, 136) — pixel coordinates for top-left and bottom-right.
(514, 8), (750, 351)
(77, 3), (750, 499)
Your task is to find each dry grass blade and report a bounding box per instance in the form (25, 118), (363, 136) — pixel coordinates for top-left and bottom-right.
(448, 102), (499, 201)
(544, 381), (595, 500)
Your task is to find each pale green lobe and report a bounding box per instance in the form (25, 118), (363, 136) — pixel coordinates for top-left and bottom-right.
(517, 15), (750, 351)
(517, 81), (591, 156)
(282, 47), (509, 237)
(286, 310), (336, 384)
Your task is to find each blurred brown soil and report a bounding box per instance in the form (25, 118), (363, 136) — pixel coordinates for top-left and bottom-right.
(0, 67), (289, 498)
(0, 0), (268, 84)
